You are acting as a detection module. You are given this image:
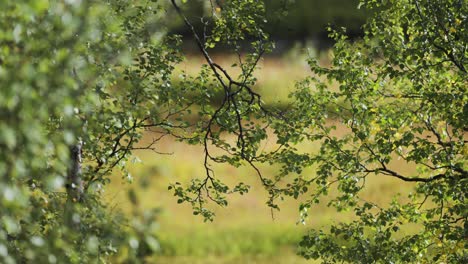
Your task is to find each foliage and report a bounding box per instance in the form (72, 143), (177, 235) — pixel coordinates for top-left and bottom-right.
(0, 0), (184, 262)
(1, 0), (466, 263)
(293, 1), (467, 262)
(168, 0), (467, 263)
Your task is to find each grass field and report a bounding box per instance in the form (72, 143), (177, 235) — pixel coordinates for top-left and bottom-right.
(106, 53), (416, 263)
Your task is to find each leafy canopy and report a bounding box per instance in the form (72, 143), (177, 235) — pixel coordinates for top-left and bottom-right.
(169, 0), (467, 263)
(1, 0), (185, 262)
(0, 0), (466, 263)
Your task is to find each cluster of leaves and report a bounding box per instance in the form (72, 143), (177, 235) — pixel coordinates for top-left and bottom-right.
(168, 0), (467, 263)
(281, 1), (466, 262)
(0, 0), (193, 262)
(292, 1), (467, 262)
(1, 0), (281, 260)
(168, 0), (279, 221)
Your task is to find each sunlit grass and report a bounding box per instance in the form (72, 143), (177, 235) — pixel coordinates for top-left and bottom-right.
(153, 253), (317, 264)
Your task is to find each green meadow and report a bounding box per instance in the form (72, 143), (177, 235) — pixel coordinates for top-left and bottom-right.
(107, 53), (416, 263)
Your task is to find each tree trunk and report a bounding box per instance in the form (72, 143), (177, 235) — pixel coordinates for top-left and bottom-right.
(67, 140), (84, 202)
(65, 140), (84, 228)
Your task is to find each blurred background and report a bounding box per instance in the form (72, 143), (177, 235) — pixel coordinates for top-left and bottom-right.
(170, 0), (369, 53)
(106, 1), (392, 263)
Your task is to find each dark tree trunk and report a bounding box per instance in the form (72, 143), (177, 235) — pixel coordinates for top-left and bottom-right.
(64, 140), (84, 228)
(67, 140), (84, 202)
